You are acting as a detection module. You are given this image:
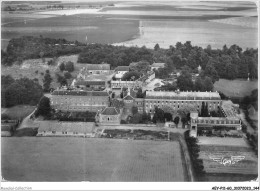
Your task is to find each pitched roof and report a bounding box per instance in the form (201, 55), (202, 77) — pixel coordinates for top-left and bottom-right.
(86, 63), (110, 70)
(37, 121), (94, 133)
(100, 107), (120, 115)
(75, 80), (106, 86)
(151, 63), (165, 68)
(52, 90), (109, 96)
(123, 95), (134, 100)
(115, 66), (130, 72)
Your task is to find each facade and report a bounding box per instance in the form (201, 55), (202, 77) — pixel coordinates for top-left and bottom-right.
(50, 89), (109, 112)
(114, 66), (130, 80)
(151, 63), (165, 70)
(98, 107), (121, 125)
(74, 80), (106, 90)
(85, 63), (111, 74)
(111, 80), (143, 89)
(37, 121), (94, 137)
(144, 90), (221, 113)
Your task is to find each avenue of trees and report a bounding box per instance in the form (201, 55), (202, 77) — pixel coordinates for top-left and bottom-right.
(2, 36), (257, 81)
(1, 75), (43, 107)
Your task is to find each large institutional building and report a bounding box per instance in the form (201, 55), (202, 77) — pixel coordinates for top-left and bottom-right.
(50, 89), (109, 112)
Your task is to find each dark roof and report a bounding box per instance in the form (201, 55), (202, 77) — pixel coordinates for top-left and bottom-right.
(115, 66), (130, 72)
(101, 107), (120, 115)
(75, 81), (105, 86)
(86, 64), (110, 70)
(52, 90), (109, 96)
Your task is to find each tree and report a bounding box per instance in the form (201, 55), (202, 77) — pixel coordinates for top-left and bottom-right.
(194, 77), (205, 91)
(121, 71), (141, 81)
(173, 116), (180, 128)
(132, 106), (138, 115)
(177, 69), (193, 91)
(65, 61), (74, 72)
(64, 71), (72, 79)
(204, 63), (219, 83)
(154, 43), (160, 51)
(130, 113), (142, 124)
(164, 113), (172, 121)
(154, 106), (165, 123)
(129, 61), (151, 74)
(4, 82), (26, 107)
(35, 96), (51, 118)
(59, 62), (65, 71)
(203, 76), (213, 91)
(43, 72), (52, 92)
(136, 88), (144, 98)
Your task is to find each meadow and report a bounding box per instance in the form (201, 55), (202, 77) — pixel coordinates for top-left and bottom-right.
(213, 79), (258, 97)
(1, 137), (186, 182)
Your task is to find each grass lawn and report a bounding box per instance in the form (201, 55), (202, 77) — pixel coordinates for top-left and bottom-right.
(1, 137), (185, 182)
(214, 79), (258, 97)
(1, 105), (36, 120)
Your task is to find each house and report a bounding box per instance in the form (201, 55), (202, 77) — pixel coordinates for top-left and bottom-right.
(114, 66), (130, 80)
(151, 63), (165, 70)
(97, 107), (121, 125)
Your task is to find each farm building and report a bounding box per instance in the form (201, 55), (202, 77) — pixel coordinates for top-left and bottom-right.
(50, 89), (109, 112)
(97, 107), (121, 125)
(151, 63), (165, 70)
(37, 121), (94, 137)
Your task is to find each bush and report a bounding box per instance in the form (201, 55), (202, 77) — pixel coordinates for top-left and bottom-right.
(65, 61), (74, 72)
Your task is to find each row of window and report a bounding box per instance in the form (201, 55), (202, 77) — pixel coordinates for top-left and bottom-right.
(192, 119), (240, 124)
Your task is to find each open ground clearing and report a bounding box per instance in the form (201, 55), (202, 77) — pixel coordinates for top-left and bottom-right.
(1, 137), (186, 182)
(213, 79), (258, 98)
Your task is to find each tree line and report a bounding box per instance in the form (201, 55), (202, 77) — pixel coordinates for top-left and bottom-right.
(2, 36), (258, 81)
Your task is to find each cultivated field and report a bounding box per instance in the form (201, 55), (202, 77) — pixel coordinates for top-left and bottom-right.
(1, 105), (36, 120)
(1, 137), (186, 182)
(213, 79), (258, 97)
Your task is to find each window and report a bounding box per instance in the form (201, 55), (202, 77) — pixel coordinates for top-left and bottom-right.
(52, 131), (56, 134)
(192, 126), (196, 130)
